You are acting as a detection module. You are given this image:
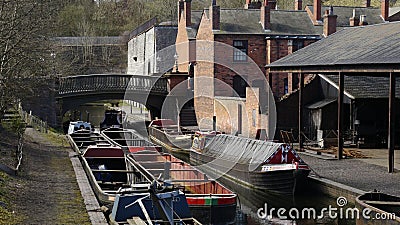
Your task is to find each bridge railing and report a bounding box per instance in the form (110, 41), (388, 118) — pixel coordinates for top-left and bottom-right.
(59, 74), (167, 96)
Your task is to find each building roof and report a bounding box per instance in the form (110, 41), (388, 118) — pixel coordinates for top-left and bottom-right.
(53, 37), (123, 46)
(321, 74), (400, 99)
(306, 98), (336, 109)
(212, 9), (320, 36)
(268, 22), (400, 72)
(186, 10), (203, 39)
(389, 7), (400, 17)
(307, 5), (384, 27)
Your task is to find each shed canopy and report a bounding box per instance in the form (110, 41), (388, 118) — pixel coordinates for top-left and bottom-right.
(267, 22), (400, 73)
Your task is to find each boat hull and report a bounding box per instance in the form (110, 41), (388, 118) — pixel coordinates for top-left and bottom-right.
(190, 150), (310, 195)
(355, 192), (400, 225)
(189, 204), (237, 225)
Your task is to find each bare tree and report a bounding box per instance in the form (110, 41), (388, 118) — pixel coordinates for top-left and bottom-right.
(0, 0), (60, 120)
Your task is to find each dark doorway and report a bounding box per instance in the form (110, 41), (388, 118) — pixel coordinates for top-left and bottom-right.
(233, 75), (247, 98)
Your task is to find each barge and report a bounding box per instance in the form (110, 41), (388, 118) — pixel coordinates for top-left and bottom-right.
(80, 144), (149, 206)
(67, 121), (109, 154)
(147, 119), (197, 154)
(110, 185), (202, 225)
(102, 128), (238, 225)
(190, 132), (310, 195)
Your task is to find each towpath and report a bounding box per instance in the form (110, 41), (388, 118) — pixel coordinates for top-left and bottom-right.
(5, 128), (92, 224)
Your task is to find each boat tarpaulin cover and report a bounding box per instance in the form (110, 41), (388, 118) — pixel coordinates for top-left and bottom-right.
(203, 135), (284, 172)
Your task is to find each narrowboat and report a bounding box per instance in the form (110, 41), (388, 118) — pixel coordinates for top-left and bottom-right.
(190, 131), (311, 195)
(80, 144), (149, 206)
(356, 192), (400, 224)
(147, 119), (197, 154)
(67, 121), (92, 134)
(100, 109), (124, 131)
(102, 128), (238, 225)
(109, 185), (202, 225)
(66, 122), (109, 154)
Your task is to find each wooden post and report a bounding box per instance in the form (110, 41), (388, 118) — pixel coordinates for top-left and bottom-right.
(388, 72), (395, 173)
(338, 72), (344, 160)
(299, 73), (304, 150)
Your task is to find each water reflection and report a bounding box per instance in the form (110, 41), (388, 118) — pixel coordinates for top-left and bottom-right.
(219, 175), (356, 225)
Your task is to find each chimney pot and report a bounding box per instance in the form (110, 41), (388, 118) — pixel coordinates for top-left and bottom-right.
(359, 15), (368, 25)
(245, 0), (262, 9)
(349, 9), (359, 26)
(364, 0), (371, 7)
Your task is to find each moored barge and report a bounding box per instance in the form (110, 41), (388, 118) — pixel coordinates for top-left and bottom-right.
(102, 128), (238, 224)
(190, 132), (310, 195)
(80, 144), (149, 206)
(147, 119), (197, 154)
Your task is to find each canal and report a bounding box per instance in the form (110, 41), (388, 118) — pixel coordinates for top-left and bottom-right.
(77, 103), (356, 225)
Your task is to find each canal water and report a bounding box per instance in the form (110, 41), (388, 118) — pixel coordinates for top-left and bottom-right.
(77, 103), (356, 225)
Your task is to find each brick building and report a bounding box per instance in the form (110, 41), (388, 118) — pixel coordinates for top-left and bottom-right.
(305, 0), (400, 28)
(174, 0), (400, 138)
(176, 0), (321, 137)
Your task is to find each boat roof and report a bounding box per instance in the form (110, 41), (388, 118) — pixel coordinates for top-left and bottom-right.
(203, 135), (290, 171)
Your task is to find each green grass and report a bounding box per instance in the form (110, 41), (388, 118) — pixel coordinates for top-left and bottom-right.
(0, 172), (24, 225)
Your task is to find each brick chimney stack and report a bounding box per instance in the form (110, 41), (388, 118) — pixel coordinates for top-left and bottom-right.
(323, 7), (337, 37)
(313, 0), (321, 22)
(381, 0), (389, 21)
(364, 0), (371, 7)
(349, 9), (359, 26)
(210, 0), (220, 30)
(184, 0), (192, 26)
(178, 0), (184, 22)
(295, 0), (302, 10)
(261, 1), (271, 30)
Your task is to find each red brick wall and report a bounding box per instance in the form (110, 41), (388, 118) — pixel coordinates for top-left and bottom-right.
(214, 35), (266, 96)
(194, 12), (215, 130)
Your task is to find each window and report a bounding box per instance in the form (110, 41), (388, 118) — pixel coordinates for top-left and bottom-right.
(233, 40), (248, 62)
(284, 78), (288, 94)
(293, 40), (304, 52)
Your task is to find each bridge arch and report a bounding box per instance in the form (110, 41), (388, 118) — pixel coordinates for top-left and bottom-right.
(57, 74), (168, 120)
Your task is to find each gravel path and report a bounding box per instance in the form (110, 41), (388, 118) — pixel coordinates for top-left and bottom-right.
(10, 128), (91, 224)
(300, 153), (400, 196)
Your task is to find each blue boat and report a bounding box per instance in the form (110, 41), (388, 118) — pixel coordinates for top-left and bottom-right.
(109, 183), (202, 225)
